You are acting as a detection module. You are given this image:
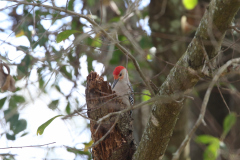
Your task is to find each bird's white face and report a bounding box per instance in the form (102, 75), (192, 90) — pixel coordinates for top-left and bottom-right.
(112, 68), (127, 89)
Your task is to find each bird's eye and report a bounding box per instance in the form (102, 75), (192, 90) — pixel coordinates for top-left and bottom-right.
(119, 73), (122, 76)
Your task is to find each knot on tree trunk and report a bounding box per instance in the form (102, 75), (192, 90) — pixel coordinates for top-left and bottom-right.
(86, 71), (136, 160)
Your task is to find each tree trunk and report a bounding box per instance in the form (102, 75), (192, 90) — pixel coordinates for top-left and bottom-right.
(86, 71), (136, 160)
(133, 0), (240, 159)
(148, 0), (189, 159)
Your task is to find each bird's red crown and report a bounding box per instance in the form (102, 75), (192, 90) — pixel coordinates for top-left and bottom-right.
(113, 66), (125, 76)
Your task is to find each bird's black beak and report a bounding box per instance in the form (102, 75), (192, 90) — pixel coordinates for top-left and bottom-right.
(112, 79), (119, 89)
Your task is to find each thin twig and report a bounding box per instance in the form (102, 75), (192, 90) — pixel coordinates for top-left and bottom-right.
(154, 0), (167, 19)
(97, 92), (192, 123)
(97, 96), (158, 123)
(62, 107), (85, 119)
(89, 115), (120, 149)
(0, 142), (56, 149)
(172, 58), (240, 160)
(0, 4), (18, 11)
(217, 85), (231, 113)
(201, 39), (214, 72)
(221, 85), (240, 100)
(230, 25), (240, 33)
(65, 0), (69, 9)
(94, 121), (102, 135)
(75, 109), (96, 121)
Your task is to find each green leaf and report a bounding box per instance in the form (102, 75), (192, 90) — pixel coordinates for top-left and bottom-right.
(55, 85), (61, 93)
(17, 45), (29, 53)
(20, 132), (29, 137)
(91, 38), (102, 47)
(196, 135), (220, 160)
(86, 0), (95, 6)
(195, 135), (218, 144)
(4, 109), (19, 123)
(37, 115), (63, 135)
(222, 112), (236, 138)
(65, 102), (71, 114)
(14, 87), (21, 92)
(127, 62), (135, 70)
(35, 23), (48, 47)
(9, 99), (17, 109)
(182, 0), (198, 10)
(21, 23), (31, 41)
(17, 55), (31, 77)
(109, 49), (122, 65)
(109, 17), (121, 23)
(60, 66), (73, 79)
(146, 54), (152, 61)
(87, 56), (94, 73)
(12, 119), (27, 134)
(9, 116), (20, 130)
(139, 35), (152, 49)
(67, 147), (91, 156)
(12, 95), (25, 103)
(83, 140), (93, 151)
(56, 30), (81, 43)
(9, 95), (25, 109)
(48, 100), (59, 110)
(6, 133), (16, 140)
(39, 78), (44, 89)
(0, 97), (7, 109)
(67, 0), (75, 10)
(85, 37), (93, 45)
(142, 90), (151, 102)
(203, 140), (220, 160)
(119, 35), (129, 45)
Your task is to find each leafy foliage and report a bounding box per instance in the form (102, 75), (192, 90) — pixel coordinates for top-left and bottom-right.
(3, 95), (27, 140)
(196, 113), (237, 160)
(67, 146), (92, 160)
(2, 0), (239, 160)
(196, 135), (220, 160)
(48, 99), (59, 110)
(37, 115), (63, 135)
(65, 102), (71, 114)
(222, 112), (236, 139)
(141, 89), (151, 101)
(0, 97), (7, 109)
(56, 30), (81, 43)
(182, 0), (198, 10)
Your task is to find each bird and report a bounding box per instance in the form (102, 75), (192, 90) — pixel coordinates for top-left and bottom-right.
(112, 66), (134, 107)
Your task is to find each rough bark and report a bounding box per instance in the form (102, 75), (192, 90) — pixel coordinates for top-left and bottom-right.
(86, 71), (136, 160)
(133, 1), (240, 160)
(148, 0), (189, 159)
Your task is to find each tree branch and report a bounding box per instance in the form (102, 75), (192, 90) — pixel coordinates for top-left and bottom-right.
(97, 93), (191, 124)
(133, 0), (240, 160)
(8, 0), (155, 96)
(172, 58), (240, 160)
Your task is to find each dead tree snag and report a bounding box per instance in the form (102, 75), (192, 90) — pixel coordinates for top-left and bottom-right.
(86, 71), (136, 160)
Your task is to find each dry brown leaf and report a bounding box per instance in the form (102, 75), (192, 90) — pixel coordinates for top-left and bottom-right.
(0, 63), (16, 92)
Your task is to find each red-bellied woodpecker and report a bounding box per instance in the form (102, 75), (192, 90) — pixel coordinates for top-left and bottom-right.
(112, 66), (134, 107)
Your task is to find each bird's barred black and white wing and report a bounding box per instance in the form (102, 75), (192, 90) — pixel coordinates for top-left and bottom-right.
(128, 82), (134, 106)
